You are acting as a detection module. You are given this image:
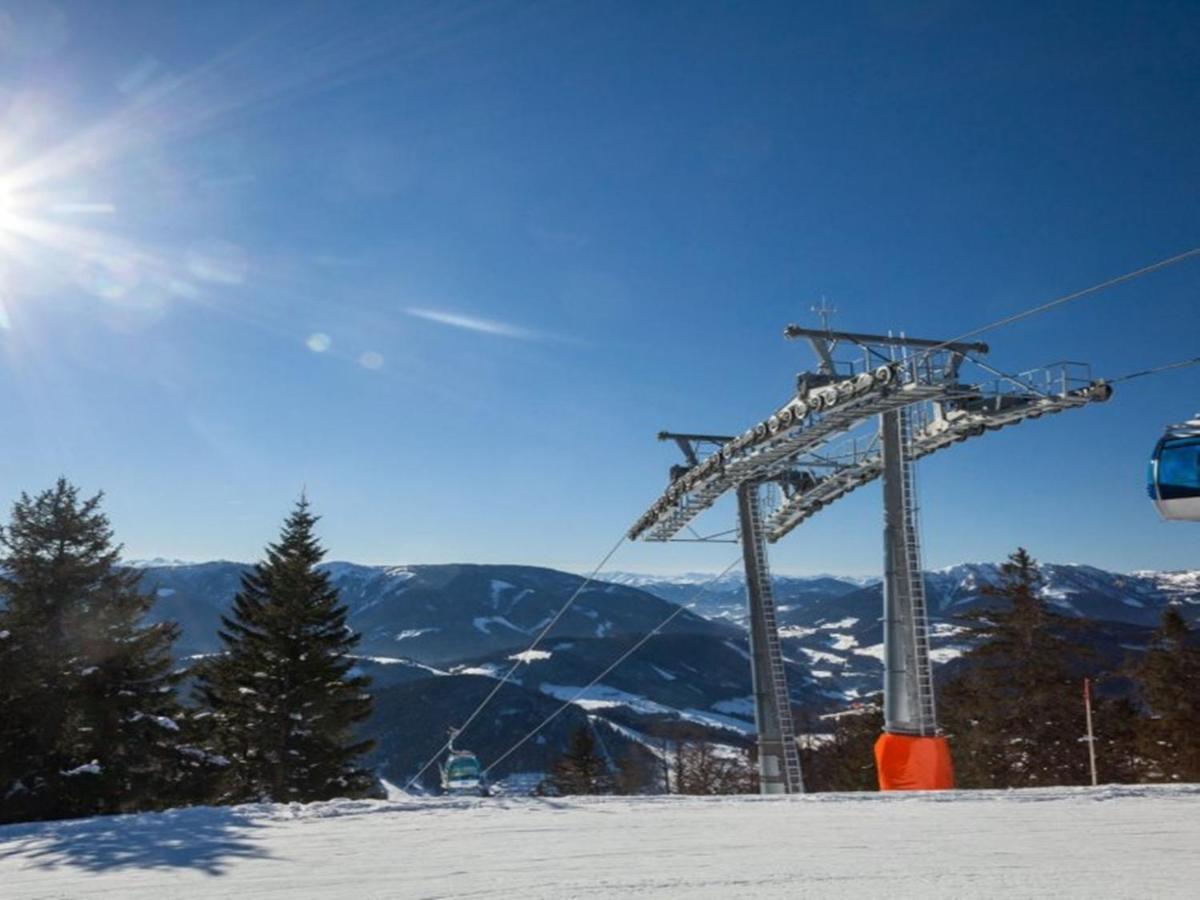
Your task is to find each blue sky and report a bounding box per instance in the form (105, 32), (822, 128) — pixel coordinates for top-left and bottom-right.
(0, 1), (1197, 576)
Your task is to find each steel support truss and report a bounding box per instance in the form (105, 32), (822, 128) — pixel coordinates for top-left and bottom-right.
(630, 360), (1111, 545)
(629, 326), (1113, 795)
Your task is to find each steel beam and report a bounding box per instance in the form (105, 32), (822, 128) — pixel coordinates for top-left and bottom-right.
(880, 409), (937, 735)
(736, 481), (804, 794)
(760, 380), (1112, 542)
(782, 325), (989, 356)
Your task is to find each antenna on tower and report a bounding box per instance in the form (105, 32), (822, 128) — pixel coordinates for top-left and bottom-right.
(811, 296), (837, 333)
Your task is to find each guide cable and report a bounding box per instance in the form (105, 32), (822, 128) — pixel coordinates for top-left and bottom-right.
(403, 531), (629, 792)
(482, 556), (743, 778)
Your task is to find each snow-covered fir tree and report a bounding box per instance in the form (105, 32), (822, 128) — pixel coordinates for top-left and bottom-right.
(193, 497), (375, 803)
(0, 479), (194, 823)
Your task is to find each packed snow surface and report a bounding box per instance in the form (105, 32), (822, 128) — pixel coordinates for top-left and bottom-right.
(2, 786), (1197, 898)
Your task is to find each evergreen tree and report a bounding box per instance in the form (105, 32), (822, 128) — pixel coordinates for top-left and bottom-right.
(1132, 606), (1200, 781)
(613, 745), (660, 795)
(0, 479), (192, 823)
(547, 725), (610, 795)
(939, 548), (1094, 788)
(1092, 692), (1143, 785)
(193, 497), (374, 803)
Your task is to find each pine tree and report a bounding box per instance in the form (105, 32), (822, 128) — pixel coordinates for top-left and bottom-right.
(1132, 606), (1200, 781)
(939, 548), (1094, 788)
(193, 497), (374, 803)
(0, 479), (192, 823)
(547, 725), (610, 795)
(1092, 693), (1143, 785)
(0, 601), (32, 816)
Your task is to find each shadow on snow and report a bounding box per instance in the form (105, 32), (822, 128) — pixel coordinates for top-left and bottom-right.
(0, 805), (270, 876)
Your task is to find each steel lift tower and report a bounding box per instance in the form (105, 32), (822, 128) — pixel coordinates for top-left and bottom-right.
(787, 327), (983, 787)
(629, 321), (1112, 793)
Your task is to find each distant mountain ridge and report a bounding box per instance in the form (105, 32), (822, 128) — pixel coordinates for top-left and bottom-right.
(118, 557), (1200, 780)
(134, 561), (737, 662)
(613, 562), (1200, 630)
(126, 560), (756, 781)
(603, 571), (869, 624)
(620, 561), (1200, 708)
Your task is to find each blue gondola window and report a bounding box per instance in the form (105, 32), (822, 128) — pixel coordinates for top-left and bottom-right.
(1157, 438), (1200, 499)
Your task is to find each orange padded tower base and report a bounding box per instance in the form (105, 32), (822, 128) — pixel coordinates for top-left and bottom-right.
(874, 733), (955, 791)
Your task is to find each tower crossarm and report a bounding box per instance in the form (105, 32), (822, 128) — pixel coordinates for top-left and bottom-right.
(629, 360), (1113, 543)
(762, 373), (1113, 542)
(782, 325), (989, 356)
(629, 362), (950, 541)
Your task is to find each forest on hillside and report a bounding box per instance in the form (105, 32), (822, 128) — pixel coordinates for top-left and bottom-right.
(2, 481), (1197, 825)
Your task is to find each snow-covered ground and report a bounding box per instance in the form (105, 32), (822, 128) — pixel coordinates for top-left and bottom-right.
(1, 785), (1197, 898)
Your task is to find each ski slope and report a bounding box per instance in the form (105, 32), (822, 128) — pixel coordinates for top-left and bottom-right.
(1, 785), (1197, 898)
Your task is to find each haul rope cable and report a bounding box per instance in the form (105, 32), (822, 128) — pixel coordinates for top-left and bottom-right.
(906, 245), (1200, 366)
(483, 556), (743, 778)
(1110, 355), (1200, 384)
(404, 531), (629, 791)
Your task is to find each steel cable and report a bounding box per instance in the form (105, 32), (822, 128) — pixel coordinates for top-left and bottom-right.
(912, 245), (1200, 365)
(1109, 355), (1200, 383)
(482, 556), (743, 778)
(403, 530), (629, 791)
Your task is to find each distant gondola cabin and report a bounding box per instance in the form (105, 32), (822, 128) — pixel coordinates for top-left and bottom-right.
(441, 750), (487, 796)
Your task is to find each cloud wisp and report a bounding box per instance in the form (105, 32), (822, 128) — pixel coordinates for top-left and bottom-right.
(405, 307), (545, 341)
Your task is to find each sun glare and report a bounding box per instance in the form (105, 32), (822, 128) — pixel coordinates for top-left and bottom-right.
(0, 183), (14, 231)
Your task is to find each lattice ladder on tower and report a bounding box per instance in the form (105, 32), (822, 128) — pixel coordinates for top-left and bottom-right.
(738, 482), (804, 793)
(897, 406), (937, 733)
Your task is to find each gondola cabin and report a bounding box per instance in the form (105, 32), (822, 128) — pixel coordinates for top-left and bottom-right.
(1149, 418), (1200, 521)
(441, 749), (488, 796)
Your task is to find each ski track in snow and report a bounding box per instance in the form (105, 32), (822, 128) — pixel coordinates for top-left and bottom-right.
(1, 786), (1198, 898)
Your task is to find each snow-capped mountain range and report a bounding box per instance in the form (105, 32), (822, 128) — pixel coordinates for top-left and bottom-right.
(141, 562), (735, 662)
(611, 563), (1200, 630)
(122, 558), (1198, 781)
(624, 562), (1200, 707)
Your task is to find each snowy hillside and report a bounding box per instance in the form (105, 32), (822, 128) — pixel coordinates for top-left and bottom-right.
(137, 562), (734, 661)
(607, 570), (869, 623)
(357, 633), (813, 786)
(2, 786), (1197, 898)
(126, 558), (1200, 761)
(622, 562), (1200, 705)
(132, 562), (758, 778)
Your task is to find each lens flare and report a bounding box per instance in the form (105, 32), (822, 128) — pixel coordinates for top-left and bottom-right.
(0, 185), (12, 224)
(0, 2), (491, 366)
